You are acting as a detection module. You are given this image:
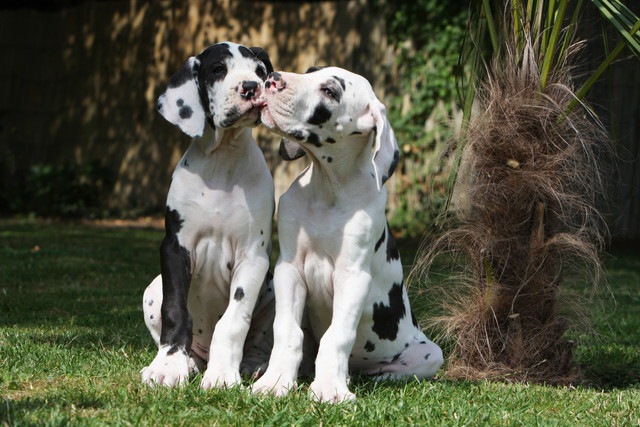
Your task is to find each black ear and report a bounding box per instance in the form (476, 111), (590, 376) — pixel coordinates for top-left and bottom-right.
(250, 47), (274, 75)
(279, 138), (307, 161)
(305, 66), (326, 73)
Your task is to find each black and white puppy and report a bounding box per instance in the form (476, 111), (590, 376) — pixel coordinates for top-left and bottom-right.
(252, 67), (443, 402)
(141, 42), (275, 389)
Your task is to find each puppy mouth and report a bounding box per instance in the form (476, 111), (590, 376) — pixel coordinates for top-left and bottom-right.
(219, 99), (265, 128)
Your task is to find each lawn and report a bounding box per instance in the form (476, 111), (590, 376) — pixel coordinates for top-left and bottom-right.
(1, 220), (639, 425)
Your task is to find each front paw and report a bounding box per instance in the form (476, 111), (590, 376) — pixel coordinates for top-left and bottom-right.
(200, 368), (242, 390)
(251, 371), (297, 397)
(309, 379), (355, 403)
(141, 347), (191, 387)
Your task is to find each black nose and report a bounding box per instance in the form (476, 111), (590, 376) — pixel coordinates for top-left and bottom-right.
(242, 81), (258, 91)
(240, 80), (259, 99)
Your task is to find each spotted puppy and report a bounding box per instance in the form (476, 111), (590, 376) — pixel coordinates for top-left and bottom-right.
(252, 67), (443, 403)
(141, 42), (275, 389)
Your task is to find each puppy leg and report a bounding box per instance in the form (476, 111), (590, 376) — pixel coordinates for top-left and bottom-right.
(201, 257), (270, 389)
(252, 262), (307, 397)
(141, 224), (193, 387)
(142, 275), (163, 346)
(309, 270), (372, 403)
(240, 275), (275, 379)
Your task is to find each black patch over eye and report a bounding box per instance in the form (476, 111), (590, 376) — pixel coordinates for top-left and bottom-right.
(208, 64), (227, 80)
(256, 65), (267, 80)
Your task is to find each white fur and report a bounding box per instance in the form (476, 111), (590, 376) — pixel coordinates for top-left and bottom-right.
(252, 67), (443, 403)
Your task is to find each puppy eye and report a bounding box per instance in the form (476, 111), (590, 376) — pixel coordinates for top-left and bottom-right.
(211, 65), (226, 75)
(256, 66), (266, 80)
(321, 87), (335, 100)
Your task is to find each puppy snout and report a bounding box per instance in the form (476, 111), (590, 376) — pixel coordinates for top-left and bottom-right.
(240, 80), (261, 100)
(265, 72), (286, 93)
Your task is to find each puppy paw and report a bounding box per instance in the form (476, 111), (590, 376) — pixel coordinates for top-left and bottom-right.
(309, 379), (355, 403)
(200, 367), (242, 390)
(251, 372), (296, 397)
(141, 346), (191, 387)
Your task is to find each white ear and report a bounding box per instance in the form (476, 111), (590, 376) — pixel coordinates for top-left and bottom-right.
(156, 57), (206, 138)
(368, 101), (400, 191)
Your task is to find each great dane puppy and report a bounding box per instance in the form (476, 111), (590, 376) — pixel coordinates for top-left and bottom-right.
(141, 42), (275, 389)
(252, 67), (443, 402)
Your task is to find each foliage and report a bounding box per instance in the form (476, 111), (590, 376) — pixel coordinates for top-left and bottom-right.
(384, 1), (469, 236)
(1, 221), (639, 424)
(2, 161), (114, 219)
(413, 0), (623, 382)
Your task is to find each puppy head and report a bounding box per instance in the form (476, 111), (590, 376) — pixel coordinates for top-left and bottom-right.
(262, 66), (399, 190)
(156, 42), (273, 137)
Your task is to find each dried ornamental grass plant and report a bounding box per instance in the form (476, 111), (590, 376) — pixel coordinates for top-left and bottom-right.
(410, 0), (640, 382)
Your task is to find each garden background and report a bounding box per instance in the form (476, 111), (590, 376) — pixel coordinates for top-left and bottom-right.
(1, 1), (639, 425)
(1, 0), (638, 239)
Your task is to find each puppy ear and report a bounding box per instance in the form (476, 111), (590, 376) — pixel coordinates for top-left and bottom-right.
(250, 47), (274, 75)
(279, 138), (306, 161)
(368, 101), (400, 191)
(156, 57), (206, 138)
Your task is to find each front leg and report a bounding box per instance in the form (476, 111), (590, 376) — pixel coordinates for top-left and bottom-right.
(201, 256), (269, 389)
(141, 208), (193, 387)
(252, 261), (307, 397)
(310, 269), (372, 403)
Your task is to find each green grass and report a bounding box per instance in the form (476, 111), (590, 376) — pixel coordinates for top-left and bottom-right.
(1, 220), (639, 426)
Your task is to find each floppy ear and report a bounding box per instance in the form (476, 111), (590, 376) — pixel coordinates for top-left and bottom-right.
(250, 47), (274, 75)
(156, 57), (206, 138)
(358, 100), (400, 191)
(279, 138), (306, 161)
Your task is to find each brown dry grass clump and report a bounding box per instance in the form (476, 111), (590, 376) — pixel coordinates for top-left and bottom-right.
(412, 25), (611, 383)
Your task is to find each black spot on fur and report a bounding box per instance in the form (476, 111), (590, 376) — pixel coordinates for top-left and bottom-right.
(364, 341), (375, 352)
(179, 105), (193, 119)
(234, 287), (245, 301)
(374, 227), (385, 252)
(307, 104), (332, 125)
(332, 76), (346, 90)
(391, 352), (402, 362)
(238, 46), (253, 58)
(425, 353), (431, 360)
(382, 150), (400, 185)
(290, 130), (305, 141)
(220, 106), (240, 127)
(372, 282), (406, 341)
(325, 137), (336, 143)
(176, 99), (184, 107)
(148, 299), (154, 306)
(306, 132), (322, 147)
(305, 66), (326, 73)
(326, 157), (333, 163)
(149, 315), (154, 320)
(385, 222), (400, 263)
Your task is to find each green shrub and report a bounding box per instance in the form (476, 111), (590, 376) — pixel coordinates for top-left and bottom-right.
(385, 1), (469, 236)
(13, 161), (114, 218)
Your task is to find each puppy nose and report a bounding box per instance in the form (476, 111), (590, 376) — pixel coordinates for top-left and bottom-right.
(265, 72), (285, 93)
(240, 80), (260, 99)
